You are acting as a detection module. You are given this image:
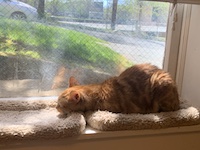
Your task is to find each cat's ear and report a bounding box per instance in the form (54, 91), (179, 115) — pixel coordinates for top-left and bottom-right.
(69, 76), (79, 87)
(69, 91), (80, 103)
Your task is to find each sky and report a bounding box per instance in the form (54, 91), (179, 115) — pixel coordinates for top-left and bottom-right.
(100, 0), (125, 7)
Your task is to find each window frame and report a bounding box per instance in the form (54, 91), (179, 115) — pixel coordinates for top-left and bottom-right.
(163, 3), (184, 80)
(2, 2), (200, 149)
(140, 0), (200, 5)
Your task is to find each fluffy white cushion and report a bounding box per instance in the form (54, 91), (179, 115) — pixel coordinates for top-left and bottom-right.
(0, 98), (86, 142)
(86, 101), (200, 131)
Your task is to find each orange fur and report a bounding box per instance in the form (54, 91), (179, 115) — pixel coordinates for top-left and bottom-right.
(56, 64), (180, 114)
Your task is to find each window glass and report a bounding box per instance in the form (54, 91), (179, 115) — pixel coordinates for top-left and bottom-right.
(0, 0), (169, 98)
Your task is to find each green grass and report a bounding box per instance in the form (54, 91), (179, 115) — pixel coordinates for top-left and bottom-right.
(0, 18), (132, 73)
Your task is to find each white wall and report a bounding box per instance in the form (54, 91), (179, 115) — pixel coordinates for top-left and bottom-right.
(181, 5), (200, 107)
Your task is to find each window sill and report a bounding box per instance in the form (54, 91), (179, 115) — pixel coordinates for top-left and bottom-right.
(82, 124), (200, 140)
(1, 96), (200, 150)
(2, 125), (200, 150)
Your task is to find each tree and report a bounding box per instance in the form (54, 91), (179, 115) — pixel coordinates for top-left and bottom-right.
(111, 0), (118, 30)
(64, 0), (91, 18)
(37, 0), (45, 19)
(50, 0), (60, 15)
(116, 0), (169, 33)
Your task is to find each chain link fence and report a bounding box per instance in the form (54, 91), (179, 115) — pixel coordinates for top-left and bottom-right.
(0, 0), (169, 97)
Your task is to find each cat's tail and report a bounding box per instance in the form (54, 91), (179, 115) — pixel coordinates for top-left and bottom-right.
(150, 70), (180, 112)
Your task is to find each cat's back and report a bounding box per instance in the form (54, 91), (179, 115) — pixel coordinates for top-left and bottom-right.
(119, 63), (159, 79)
(115, 64), (179, 113)
(117, 64), (159, 88)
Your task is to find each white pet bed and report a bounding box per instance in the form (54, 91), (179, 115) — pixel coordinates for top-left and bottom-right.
(86, 100), (200, 131)
(0, 98), (199, 143)
(0, 98), (86, 142)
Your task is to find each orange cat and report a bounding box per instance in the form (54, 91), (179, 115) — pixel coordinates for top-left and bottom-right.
(56, 64), (180, 114)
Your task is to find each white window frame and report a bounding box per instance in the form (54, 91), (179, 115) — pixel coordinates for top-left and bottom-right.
(175, 4), (192, 93)
(163, 3), (184, 80)
(2, 2), (200, 150)
(164, 3), (193, 95)
(142, 0), (200, 5)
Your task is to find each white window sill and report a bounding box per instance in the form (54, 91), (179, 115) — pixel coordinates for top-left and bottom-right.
(2, 125), (200, 150)
(82, 124), (200, 140)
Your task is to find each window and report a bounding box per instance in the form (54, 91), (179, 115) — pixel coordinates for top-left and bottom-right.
(1, 1), (200, 148)
(0, 0), (169, 98)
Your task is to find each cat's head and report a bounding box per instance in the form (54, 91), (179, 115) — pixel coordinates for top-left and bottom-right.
(56, 76), (85, 114)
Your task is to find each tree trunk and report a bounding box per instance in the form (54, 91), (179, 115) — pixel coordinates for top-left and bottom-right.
(37, 0), (45, 19)
(136, 1), (143, 33)
(111, 0), (118, 30)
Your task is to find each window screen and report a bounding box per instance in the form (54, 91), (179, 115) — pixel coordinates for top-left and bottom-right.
(0, 0), (169, 97)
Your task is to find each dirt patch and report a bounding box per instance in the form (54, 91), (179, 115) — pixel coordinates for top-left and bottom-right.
(0, 56), (112, 97)
(0, 55), (56, 80)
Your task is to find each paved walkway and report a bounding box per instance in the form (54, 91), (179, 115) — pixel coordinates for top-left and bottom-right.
(59, 21), (166, 32)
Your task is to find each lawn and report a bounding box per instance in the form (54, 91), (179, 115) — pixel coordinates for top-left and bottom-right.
(0, 18), (132, 74)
